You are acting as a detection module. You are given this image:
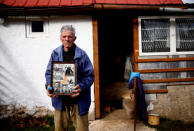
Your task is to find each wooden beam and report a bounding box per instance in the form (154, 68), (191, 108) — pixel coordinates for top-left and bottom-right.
(133, 18), (139, 71)
(142, 78), (194, 83)
(92, 17), (100, 119)
(137, 67), (194, 73)
(136, 57), (194, 63)
(144, 89), (168, 94)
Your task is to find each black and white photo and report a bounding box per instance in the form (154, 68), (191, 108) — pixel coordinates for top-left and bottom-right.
(51, 62), (76, 95)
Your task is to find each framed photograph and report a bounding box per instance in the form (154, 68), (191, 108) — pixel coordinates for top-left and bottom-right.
(51, 61), (77, 95)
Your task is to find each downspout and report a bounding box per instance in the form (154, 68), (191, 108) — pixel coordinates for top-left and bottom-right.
(94, 4), (194, 13)
(94, 4), (159, 10)
(159, 7), (194, 13)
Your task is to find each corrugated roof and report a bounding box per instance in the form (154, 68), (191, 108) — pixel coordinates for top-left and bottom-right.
(0, 0), (94, 7)
(0, 0), (185, 7)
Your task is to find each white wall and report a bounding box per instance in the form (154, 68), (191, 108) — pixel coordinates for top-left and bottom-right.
(0, 15), (94, 117)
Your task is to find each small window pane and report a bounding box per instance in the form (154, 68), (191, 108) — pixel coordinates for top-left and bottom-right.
(176, 18), (194, 52)
(141, 19), (170, 52)
(31, 21), (44, 32)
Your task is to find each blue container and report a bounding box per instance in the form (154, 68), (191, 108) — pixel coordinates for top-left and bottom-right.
(48, 86), (54, 94)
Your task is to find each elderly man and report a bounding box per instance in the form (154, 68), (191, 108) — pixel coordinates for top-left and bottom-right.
(45, 25), (94, 131)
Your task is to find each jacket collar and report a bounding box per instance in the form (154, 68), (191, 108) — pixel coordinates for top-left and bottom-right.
(74, 44), (82, 60)
(59, 44), (82, 61)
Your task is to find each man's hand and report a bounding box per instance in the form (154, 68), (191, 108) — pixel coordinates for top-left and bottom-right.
(46, 85), (56, 98)
(71, 84), (81, 98)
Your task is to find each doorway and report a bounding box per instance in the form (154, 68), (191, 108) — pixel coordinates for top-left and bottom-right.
(97, 13), (134, 117)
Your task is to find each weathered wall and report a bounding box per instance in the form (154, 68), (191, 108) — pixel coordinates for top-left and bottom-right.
(146, 85), (194, 122)
(0, 15), (95, 119)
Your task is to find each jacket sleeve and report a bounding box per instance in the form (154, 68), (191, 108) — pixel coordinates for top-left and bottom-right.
(77, 53), (94, 92)
(45, 51), (55, 89)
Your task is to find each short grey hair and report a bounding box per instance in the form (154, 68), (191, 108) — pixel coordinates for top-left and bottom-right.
(60, 25), (76, 36)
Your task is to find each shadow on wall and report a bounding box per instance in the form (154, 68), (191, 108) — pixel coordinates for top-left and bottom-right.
(0, 65), (16, 103)
(0, 38), (39, 106)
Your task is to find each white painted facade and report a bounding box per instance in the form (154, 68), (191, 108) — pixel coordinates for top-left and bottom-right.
(0, 15), (95, 119)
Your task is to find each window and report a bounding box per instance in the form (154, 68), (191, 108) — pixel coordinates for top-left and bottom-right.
(176, 18), (194, 52)
(141, 19), (170, 52)
(31, 21), (44, 32)
(139, 16), (194, 56)
(26, 17), (49, 38)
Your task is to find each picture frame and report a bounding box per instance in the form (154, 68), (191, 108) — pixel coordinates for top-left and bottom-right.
(51, 61), (77, 95)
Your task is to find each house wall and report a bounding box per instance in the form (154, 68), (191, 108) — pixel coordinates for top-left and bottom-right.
(132, 16), (194, 122)
(0, 15), (95, 119)
(146, 85), (194, 122)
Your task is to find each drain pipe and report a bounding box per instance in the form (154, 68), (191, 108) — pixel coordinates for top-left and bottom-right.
(159, 7), (194, 13)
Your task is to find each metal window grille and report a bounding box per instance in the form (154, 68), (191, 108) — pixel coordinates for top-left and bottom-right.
(176, 18), (194, 52)
(141, 19), (170, 52)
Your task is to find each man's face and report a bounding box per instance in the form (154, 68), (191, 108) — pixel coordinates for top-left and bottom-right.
(60, 31), (76, 52)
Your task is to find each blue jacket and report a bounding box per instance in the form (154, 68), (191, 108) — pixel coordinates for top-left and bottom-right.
(45, 44), (94, 115)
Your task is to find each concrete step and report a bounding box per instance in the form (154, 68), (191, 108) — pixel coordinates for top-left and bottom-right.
(89, 118), (156, 131)
(89, 119), (134, 131)
(89, 109), (156, 131)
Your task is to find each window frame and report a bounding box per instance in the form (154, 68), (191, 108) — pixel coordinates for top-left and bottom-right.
(26, 16), (49, 38)
(138, 16), (194, 56)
